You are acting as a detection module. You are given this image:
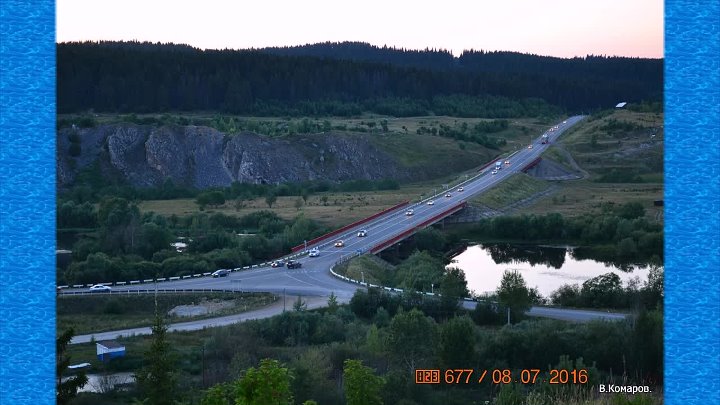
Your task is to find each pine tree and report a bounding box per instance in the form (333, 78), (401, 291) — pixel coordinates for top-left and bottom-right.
(135, 301), (177, 405)
(57, 327), (88, 405)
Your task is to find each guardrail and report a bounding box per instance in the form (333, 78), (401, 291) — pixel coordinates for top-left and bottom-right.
(370, 202), (467, 254)
(59, 288), (257, 296)
(290, 200), (410, 252)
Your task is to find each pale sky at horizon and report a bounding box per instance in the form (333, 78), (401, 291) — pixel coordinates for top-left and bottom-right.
(56, 0), (663, 59)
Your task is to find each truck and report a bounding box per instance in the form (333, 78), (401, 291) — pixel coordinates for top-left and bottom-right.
(541, 134), (549, 144)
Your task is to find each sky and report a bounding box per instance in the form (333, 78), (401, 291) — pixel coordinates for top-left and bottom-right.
(56, 0), (663, 58)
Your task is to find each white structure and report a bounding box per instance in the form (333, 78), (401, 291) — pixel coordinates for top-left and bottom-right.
(615, 102), (627, 108)
(96, 340), (125, 362)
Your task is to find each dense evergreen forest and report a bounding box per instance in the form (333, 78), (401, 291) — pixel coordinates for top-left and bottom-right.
(57, 41), (662, 116)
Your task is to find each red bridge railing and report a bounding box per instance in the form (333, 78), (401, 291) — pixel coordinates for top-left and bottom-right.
(370, 202), (467, 254)
(291, 200), (410, 252)
(522, 157), (542, 172)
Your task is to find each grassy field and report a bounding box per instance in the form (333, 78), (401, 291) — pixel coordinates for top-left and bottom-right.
(502, 110), (664, 219)
(57, 293), (276, 335)
(473, 173), (550, 210)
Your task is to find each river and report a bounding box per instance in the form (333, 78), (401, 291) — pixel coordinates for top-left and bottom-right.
(449, 243), (656, 297)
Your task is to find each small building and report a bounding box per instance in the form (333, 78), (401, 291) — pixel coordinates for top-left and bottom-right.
(615, 102), (627, 108)
(96, 340), (125, 362)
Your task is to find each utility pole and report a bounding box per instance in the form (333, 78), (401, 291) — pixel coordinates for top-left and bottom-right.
(283, 288), (286, 312)
(361, 271), (365, 284)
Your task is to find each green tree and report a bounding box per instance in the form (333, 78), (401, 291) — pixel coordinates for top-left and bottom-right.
(327, 292), (339, 314)
(57, 328), (88, 405)
(343, 359), (384, 405)
(237, 359), (294, 405)
(135, 310), (177, 405)
(196, 191), (226, 210)
(439, 267), (468, 315)
(265, 191), (278, 209)
(496, 270), (532, 323)
(388, 308), (437, 371)
(300, 188), (310, 204)
(200, 382), (235, 405)
(293, 296), (307, 312)
(439, 315), (477, 368)
(581, 272), (623, 308)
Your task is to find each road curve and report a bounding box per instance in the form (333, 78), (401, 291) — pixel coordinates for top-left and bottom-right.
(64, 117), (627, 329)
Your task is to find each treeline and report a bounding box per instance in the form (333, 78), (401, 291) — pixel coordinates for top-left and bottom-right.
(58, 41), (661, 115)
(60, 166), (399, 205)
(550, 267), (663, 310)
(265, 42), (663, 80)
(58, 197), (327, 284)
(417, 119), (508, 149)
(110, 290), (661, 405)
(456, 202), (663, 266)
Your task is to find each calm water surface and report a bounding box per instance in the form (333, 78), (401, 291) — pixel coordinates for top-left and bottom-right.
(449, 243), (655, 297)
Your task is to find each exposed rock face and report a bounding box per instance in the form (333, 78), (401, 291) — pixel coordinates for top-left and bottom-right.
(57, 124), (411, 189)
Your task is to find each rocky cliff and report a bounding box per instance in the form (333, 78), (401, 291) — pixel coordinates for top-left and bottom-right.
(57, 124), (422, 189)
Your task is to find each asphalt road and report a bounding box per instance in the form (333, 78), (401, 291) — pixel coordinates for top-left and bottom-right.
(64, 116), (628, 327)
(71, 295), (625, 344)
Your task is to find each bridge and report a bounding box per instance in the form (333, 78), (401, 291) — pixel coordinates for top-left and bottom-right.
(61, 115), (628, 334)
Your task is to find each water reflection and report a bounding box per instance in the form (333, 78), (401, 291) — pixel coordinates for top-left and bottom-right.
(449, 243), (654, 297)
(484, 243), (567, 269)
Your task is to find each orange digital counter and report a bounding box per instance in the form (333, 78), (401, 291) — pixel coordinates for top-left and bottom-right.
(415, 369), (590, 385)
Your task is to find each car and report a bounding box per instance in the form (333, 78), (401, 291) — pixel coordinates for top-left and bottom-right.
(504, 160), (510, 165)
(286, 260), (302, 269)
(308, 248), (320, 257)
(357, 230), (367, 237)
(271, 260), (285, 268)
(212, 269), (230, 277)
(334, 240), (344, 247)
(427, 200), (434, 205)
(405, 209), (414, 216)
(457, 187), (464, 192)
(563, 120), (567, 124)
(491, 170), (498, 175)
(89, 284), (111, 292)
(528, 144), (533, 149)
(445, 193), (452, 198)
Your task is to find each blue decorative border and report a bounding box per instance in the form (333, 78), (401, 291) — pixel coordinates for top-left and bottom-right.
(0, 0), (57, 404)
(664, 0), (720, 404)
(1, 1), (719, 404)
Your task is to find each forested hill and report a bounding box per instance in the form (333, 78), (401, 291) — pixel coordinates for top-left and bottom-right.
(263, 41), (662, 79)
(58, 41), (662, 116)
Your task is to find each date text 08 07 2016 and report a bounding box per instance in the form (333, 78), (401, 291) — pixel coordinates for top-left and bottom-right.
(415, 369), (589, 385)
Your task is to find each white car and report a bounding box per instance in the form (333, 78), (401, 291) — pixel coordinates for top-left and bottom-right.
(491, 170), (498, 175)
(308, 249), (320, 257)
(405, 209), (414, 216)
(528, 144), (533, 149)
(334, 240), (345, 248)
(89, 284), (111, 292)
(457, 187), (464, 192)
(427, 200), (434, 205)
(357, 230), (367, 237)
(445, 193), (452, 198)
